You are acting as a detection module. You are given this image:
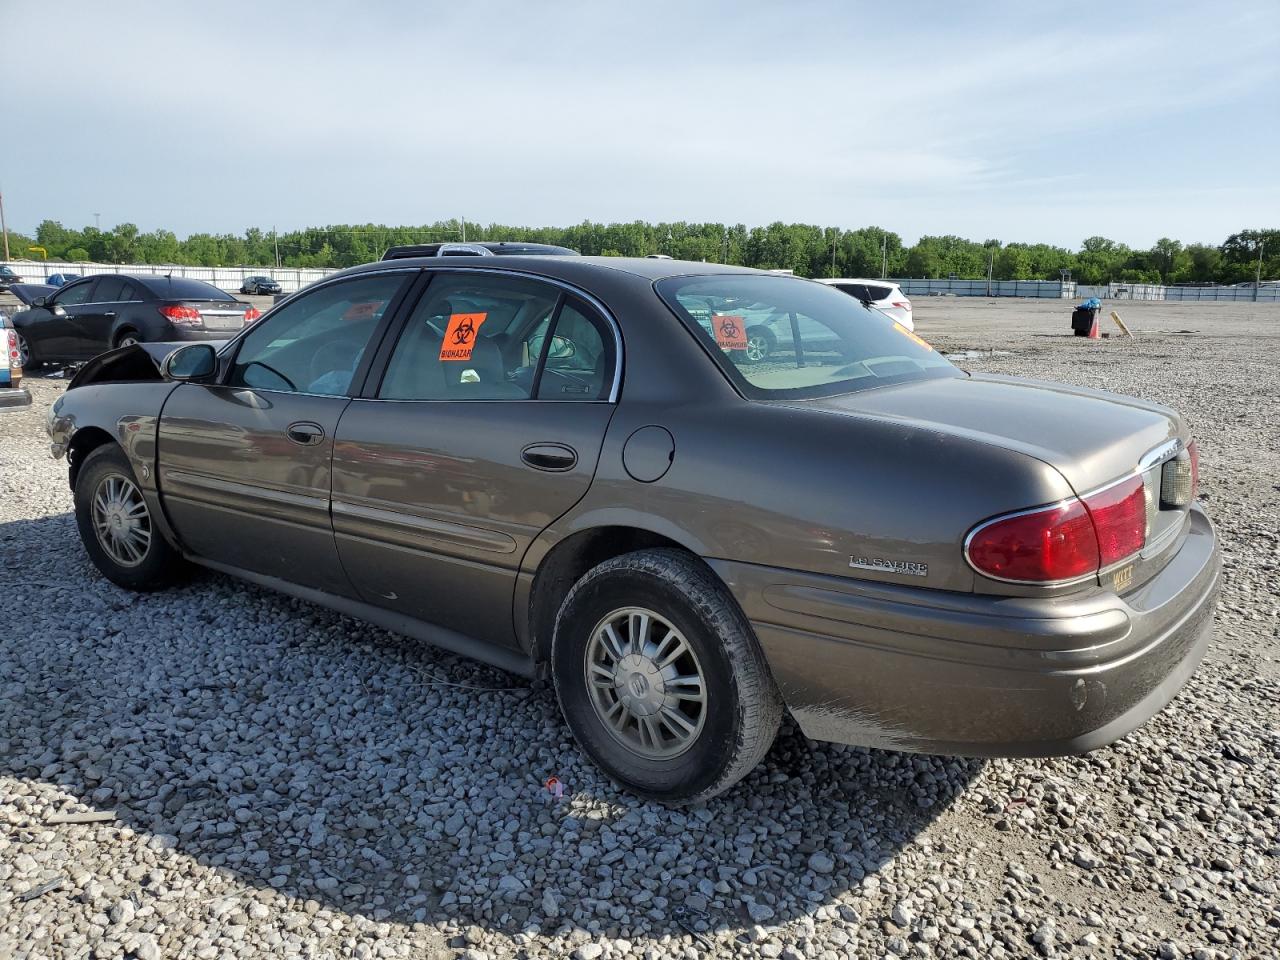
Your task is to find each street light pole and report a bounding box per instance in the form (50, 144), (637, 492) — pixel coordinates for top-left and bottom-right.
(94, 212), (101, 231)
(831, 229), (839, 278)
(880, 233), (888, 279)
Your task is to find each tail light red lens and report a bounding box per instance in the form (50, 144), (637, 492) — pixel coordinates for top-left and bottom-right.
(966, 499), (1100, 583)
(1082, 475), (1146, 566)
(159, 304), (202, 325)
(892, 301), (911, 310)
(243, 306), (261, 324)
(967, 474), (1148, 584)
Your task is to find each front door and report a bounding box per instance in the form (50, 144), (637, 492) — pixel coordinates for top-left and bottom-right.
(331, 271), (618, 648)
(25, 277), (99, 360)
(156, 271), (415, 594)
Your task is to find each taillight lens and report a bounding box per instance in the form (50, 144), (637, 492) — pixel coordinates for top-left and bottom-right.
(967, 474), (1147, 584)
(243, 306), (261, 325)
(892, 301), (911, 310)
(1188, 440), (1199, 496)
(967, 499), (1100, 583)
(5, 329), (21, 384)
(1161, 440), (1199, 507)
(1083, 475), (1146, 565)
(159, 304), (202, 325)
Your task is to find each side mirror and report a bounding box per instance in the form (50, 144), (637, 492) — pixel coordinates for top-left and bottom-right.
(163, 343), (217, 381)
(548, 335), (577, 360)
(32, 296), (47, 307)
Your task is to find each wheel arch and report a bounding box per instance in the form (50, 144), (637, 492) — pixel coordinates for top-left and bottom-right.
(524, 522), (732, 668)
(67, 426), (118, 491)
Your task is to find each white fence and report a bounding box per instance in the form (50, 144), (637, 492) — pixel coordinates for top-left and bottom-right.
(1, 260), (338, 294)
(1075, 282), (1280, 302)
(892, 278), (1076, 298)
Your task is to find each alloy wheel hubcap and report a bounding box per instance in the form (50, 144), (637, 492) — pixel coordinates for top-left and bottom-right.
(16, 334), (30, 367)
(584, 607), (707, 759)
(92, 474), (151, 567)
(746, 337), (768, 361)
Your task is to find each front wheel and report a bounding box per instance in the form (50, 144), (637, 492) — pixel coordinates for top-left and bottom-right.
(73, 445), (187, 591)
(552, 549), (782, 804)
(742, 326), (775, 364)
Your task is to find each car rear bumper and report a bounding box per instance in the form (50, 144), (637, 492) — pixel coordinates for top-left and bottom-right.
(711, 504), (1219, 757)
(168, 327), (239, 341)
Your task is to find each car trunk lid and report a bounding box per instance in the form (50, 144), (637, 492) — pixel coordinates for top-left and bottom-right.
(160, 299), (255, 331)
(794, 372), (1182, 496)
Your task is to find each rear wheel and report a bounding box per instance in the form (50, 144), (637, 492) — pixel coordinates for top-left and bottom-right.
(552, 549), (782, 804)
(743, 326), (775, 363)
(112, 329), (140, 350)
(73, 445), (187, 591)
(14, 332), (37, 369)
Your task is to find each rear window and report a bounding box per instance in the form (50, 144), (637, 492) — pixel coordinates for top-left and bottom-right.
(863, 284), (894, 301)
(657, 274), (955, 400)
(139, 276), (236, 301)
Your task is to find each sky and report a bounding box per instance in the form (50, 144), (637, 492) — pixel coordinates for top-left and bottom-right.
(6, 0), (1278, 249)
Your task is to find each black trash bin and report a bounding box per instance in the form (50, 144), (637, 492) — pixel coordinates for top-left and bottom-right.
(1071, 304), (1100, 337)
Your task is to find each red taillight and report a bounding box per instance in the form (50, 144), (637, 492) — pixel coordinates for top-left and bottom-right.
(159, 304), (202, 325)
(243, 306), (261, 324)
(967, 474), (1147, 584)
(966, 499), (1099, 583)
(892, 301), (911, 310)
(1082, 475), (1146, 566)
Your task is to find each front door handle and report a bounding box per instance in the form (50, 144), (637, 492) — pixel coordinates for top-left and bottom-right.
(521, 442), (577, 472)
(286, 421), (325, 445)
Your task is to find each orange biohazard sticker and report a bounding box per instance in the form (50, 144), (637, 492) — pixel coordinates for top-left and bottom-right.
(342, 300), (385, 321)
(713, 314), (748, 351)
(893, 322), (933, 351)
(439, 312), (488, 361)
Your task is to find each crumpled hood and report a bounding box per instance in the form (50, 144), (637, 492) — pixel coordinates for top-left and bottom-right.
(791, 372), (1181, 495)
(67, 340), (229, 390)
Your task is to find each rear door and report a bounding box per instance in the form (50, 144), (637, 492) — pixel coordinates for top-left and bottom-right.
(156, 270), (415, 593)
(71, 275), (127, 356)
(331, 269), (619, 648)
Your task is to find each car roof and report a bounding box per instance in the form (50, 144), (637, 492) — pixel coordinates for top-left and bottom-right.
(343, 255), (767, 284)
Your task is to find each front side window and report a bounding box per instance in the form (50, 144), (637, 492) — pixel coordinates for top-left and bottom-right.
(228, 273), (407, 396)
(52, 280), (96, 306)
(379, 273), (563, 401)
(657, 274), (955, 400)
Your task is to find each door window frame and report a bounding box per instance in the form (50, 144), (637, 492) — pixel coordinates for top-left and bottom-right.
(358, 265), (623, 404)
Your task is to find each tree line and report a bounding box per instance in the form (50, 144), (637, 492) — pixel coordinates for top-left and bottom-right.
(10, 219), (1277, 286)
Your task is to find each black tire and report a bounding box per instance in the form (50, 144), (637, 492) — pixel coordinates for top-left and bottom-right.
(14, 331), (40, 370)
(552, 548), (782, 804)
(742, 325), (775, 364)
(73, 445), (187, 591)
(112, 328), (141, 350)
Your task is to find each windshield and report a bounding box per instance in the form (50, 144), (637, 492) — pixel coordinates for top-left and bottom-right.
(656, 274), (956, 399)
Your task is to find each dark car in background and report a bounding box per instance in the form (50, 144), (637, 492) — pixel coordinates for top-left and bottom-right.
(46, 272), (82, 287)
(0, 265), (24, 291)
(45, 256), (1219, 804)
(240, 275), (282, 295)
(12, 274), (260, 367)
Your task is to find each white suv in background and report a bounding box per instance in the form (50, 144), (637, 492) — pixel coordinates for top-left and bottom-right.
(817, 278), (913, 330)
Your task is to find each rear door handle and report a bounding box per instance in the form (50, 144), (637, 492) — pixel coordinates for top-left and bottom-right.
(286, 421), (325, 445)
(521, 442), (577, 472)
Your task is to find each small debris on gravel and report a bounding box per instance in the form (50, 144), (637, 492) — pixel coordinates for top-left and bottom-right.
(2, 299), (1277, 959)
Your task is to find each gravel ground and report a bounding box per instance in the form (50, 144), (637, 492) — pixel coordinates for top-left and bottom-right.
(2, 298), (1278, 959)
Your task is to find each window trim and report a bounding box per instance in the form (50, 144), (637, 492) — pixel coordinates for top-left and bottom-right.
(359, 265), (623, 405)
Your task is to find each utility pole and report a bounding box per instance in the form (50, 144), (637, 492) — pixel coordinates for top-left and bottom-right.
(831, 229), (839, 278)
(273, 226), (280, 268)
(987, 251), (994, 296)
(460, 217), (466, 242)
(94, 212), (101, 231)
(880, 233), (888, 279)
(0, 188), (9, 262)
(722, 227), (729, 265)
(1257, 238), (1266, 302)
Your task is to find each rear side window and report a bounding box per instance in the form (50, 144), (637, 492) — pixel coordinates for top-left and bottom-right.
(379, 273), (560, 401)
(657, 274), (954, 400)
(863, 284), (893, 301)
(93, 277), (127, 302)
(533, 299), (614, 400)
